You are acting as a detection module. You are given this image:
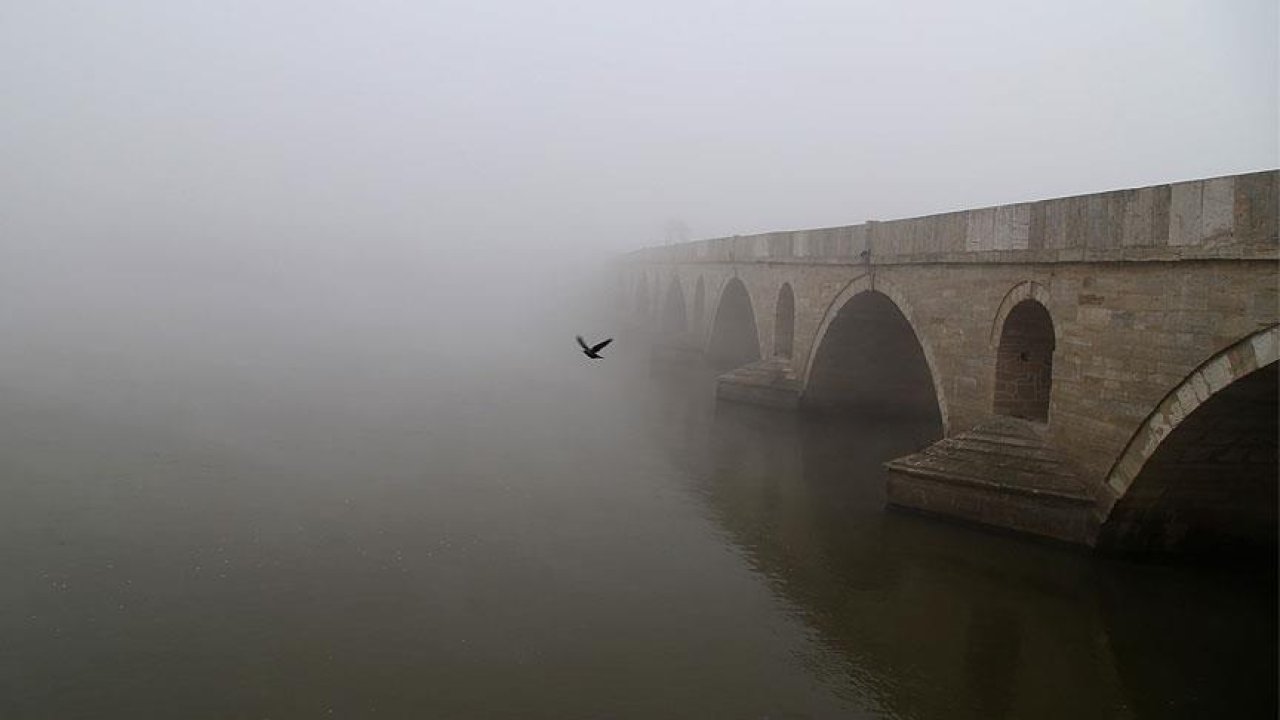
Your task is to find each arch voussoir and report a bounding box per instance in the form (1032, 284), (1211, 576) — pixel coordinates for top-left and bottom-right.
(1104, 325), (1280, 504)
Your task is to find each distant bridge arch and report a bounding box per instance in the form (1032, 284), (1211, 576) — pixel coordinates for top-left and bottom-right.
(691, 276), (706, 336)
(774, 283), (795, 359)
(633, 272), (651, 319)
(661, 275), (687, 334)
(707, 276), (761, 370)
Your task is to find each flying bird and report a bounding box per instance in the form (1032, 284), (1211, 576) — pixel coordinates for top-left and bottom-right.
(577, 335), (613, 359)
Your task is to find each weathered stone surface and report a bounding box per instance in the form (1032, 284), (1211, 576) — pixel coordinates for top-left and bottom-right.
(1169, 181), (1204, 247)
(1234, 171), (1278, 245)
(1202, 176), (1235, 240)
(885, 418), (1096, 544)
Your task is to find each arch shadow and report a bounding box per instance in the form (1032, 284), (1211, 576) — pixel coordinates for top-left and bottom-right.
(634, 273), (651, 318)
(802, 275), (948, 433)
(707, 277), (761, 370)
(1101, 326), (1279, 559)
(692, 276), (706, 337)
(661, 275), (687, 335)
(774, 282), (795, 359)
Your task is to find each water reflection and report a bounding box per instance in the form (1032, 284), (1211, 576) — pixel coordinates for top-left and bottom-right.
(1, 336), (1272, 718)
(648, 365), (1276, 719)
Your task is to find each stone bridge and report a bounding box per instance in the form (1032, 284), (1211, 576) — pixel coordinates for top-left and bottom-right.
(619, 170), (1278, 553)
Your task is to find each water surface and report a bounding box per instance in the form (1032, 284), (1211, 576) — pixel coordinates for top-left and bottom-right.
(0, 311), (1273, 718)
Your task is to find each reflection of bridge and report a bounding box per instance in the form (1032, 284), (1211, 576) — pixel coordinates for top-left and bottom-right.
(621, 170), (1278, 552)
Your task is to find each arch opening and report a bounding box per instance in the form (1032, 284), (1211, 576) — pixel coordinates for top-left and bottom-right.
(994, 300), (1054, 422)
(634, 274), (651, 318)
(692, 276), (706, 335)
(1101, 362), (1277, 563)
(661, 277), (687, 335)
(707, 278), (761, 371)
(774, 283), (795, 359)
(803, 290), (941, 433)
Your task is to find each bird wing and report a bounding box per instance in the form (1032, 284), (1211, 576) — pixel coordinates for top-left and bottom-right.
(576, 335), (590, 351)
(590, 338), (613, 353)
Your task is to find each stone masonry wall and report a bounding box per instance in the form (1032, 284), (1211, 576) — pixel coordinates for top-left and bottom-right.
(622, 171), (1279, 508)
(628, 259), (1277, 508)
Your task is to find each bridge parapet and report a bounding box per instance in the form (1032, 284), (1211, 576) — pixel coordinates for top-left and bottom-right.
(629, 171), (1276, 266)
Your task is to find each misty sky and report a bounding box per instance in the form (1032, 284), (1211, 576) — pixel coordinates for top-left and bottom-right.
(3, 0), (1275, 262)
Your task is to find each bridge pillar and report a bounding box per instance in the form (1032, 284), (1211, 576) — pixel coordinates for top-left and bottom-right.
(884, 417), (1099, 545)
(714, 359), (803, 410)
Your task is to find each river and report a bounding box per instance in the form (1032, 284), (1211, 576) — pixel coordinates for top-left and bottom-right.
(0, 287), (1273, 719)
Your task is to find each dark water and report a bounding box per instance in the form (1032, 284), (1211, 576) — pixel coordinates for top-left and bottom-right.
(0, 317), (1274, 718)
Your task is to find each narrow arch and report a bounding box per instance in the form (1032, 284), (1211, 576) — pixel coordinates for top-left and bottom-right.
(649, 274), (661, 321)
(803, 275), (949, 433)
(774, 283), (795, 359)
(803, 284), (942, 434)
(989, 281), (1054, 346)
(707, 277), (761, 370)
(1100, 326), (1278, 559)
(661, 275), (687, 334)
(634, 273), (651, 317)
(692, 276), (706, 335)
(993, 300), (1055, 422)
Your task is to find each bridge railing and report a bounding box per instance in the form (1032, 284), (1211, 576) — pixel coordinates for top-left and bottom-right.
(627, 171), (1277, 265)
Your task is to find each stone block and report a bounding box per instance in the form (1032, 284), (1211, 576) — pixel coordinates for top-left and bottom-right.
(1087, 193), (1124, 249)
(966, 208), (997, 252)
(939, 212), (968, 252)
(1027, 202), (1047, 250)
(1251, 328), (1279, 366)
(1169, 181), (1204, 246)
(994, 204), (1031, 250)
(1121, 187), (1154, 247)
(1202, 176), (1235, 239)
(1233, 171), (1279, 244)
(1077, 307), (1111, 326)
(1201, 356), (1233, 392)
(768, 233), (795, 258)
(1151, 184), (1172, 246)
(1063, 196), (1089, 249)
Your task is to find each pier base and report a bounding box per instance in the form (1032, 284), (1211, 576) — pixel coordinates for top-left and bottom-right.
(715, 359), (803, 410)
(885, 417), (1099, 545)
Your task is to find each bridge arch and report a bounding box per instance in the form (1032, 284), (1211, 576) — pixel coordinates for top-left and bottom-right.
(634, 273), (651, 318)
(707, 277), (761, 370)
(774, 282), (795, 359)
(1101, 326), (1279, 558)
(802, 275), (946, 432)
(988, 281), (1055, 345)
(661, 275), (687, 334)
(692, 276), (706, 336)
(992, 295), (1056, 423)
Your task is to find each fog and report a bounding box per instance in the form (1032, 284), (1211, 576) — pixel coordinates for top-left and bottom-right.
(3, 2), (1275, 317)
(0, 2), (1276, 716)
(3, 1), (1274, 393)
